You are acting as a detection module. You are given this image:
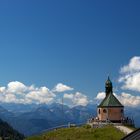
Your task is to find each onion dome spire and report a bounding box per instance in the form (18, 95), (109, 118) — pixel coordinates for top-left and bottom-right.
(105, 76), (113, 97)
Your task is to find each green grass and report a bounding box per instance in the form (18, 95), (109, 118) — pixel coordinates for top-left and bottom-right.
(26, 125), (125, 140)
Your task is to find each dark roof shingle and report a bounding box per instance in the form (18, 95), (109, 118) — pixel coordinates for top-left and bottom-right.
(98, 93), (123, 107)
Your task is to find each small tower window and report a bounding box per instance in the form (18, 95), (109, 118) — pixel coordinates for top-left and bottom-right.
(121, 109), (123, 113)
(98, 109), (100, 114)
(103, 109), (107, 113)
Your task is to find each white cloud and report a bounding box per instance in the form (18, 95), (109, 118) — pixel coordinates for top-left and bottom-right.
(53, 83), (73, 92)
(7, 81), (27, 93)
(4, 94), (17, 103)
(95, 92), (140, 107)
(119, 56), (140, 92)
(0, 81), (56, 104)
(74, 92), (89, 106)
(64, 93), (74, 99)
(64, 92), (89, 106)
(117, 92), (140, 107)
(0, 87), (6, 93)
(26, 87), (56, 104)
(120, 56), (140, 73)
(95, 92), (105, 100)
(0, 81), (88, 106)
(119, 73), (140, 92)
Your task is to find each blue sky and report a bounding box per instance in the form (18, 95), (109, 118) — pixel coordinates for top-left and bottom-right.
(0, 0), (140, 105)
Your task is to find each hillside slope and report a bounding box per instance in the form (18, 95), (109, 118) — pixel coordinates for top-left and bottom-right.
(0, 119), (24, 140)
(26, 125), (125, 140)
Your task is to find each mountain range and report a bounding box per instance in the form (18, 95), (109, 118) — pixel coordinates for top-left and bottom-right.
(0, 103), (139, 136)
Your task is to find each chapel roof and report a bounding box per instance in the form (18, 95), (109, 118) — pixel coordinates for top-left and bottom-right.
(98, 93), (124, 107)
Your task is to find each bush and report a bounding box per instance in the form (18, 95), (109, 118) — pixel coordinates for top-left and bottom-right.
(82, 124), (91, 129)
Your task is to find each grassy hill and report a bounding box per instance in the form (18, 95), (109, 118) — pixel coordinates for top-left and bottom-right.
(26, 125), (125, 140)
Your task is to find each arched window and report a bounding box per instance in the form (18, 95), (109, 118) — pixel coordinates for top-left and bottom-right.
(98, 109), (100, 114)
(103, 109), (107, 113)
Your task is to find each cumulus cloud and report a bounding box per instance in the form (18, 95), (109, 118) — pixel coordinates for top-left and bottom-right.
(119, 73), (140, 92)
(53, 83), (73, 92)
(26, 87), (56, 104)
(119, 56), (140, 92)
(95, 92), (105, 100)
(95, 92), (140, 107)
(7, 81), (27, 93)
(0, 81), (89, 106)
(0, 87), (6, 93)
(120, 56), (140, 73)
(117, 92), (140, 107)
(64, 93), (74, 99)
(4, 94), (16, 103)
(64, 92), (89, 106)
(0, 81), (56, 104)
